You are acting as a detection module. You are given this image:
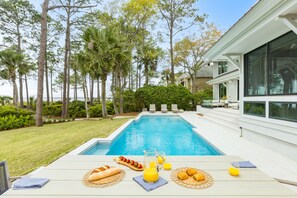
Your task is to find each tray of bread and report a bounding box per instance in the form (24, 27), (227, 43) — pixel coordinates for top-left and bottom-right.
(82, 165), (125, 188)
(171, 167), (213, 189)
(114, 156), (144, 171)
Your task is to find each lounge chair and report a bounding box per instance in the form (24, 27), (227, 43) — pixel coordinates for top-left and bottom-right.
(171, 104), (178, 113)
(161, 104), (168, 113)
(149, 104), (156, 113)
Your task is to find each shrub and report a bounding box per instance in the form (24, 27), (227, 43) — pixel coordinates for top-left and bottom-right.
(193, 88), (213, 105)
(68, 100), (86, 118)
(123, 90), (137, 113)
(0, 106), (33, 117)
(89, 104), (102, 117)
(43, 104), (62, 116)
(135, 85), (193, 111)
(0, 115), (35, 131)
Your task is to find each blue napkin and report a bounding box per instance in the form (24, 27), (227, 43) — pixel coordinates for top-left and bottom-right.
(232, 161), (256, 168)
(133, 175), (168, 191)
(13, 177), (50, 190)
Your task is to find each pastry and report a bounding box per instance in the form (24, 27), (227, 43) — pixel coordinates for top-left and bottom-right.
(186, 168), (197, 176)
(88, 167), (121, 181)
(177, 171), (189, 180)
(193, 172), (205, 181)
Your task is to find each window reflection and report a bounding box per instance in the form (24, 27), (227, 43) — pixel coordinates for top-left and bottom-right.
(269, 32), (297, 95)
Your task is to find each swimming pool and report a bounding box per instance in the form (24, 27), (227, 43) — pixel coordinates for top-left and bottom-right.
(81, 115), (222, 155)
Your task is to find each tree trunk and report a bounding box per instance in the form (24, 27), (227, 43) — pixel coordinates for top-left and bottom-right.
(45, 43), (50, 106)
(17, 23), (24, 108)
(111, 73), (119, 115)
(50, 69), (53, 103)
(90, 77), (94, 105)
(191, 74), (196, 93)
(66, 48), (71, 117)
(138, 67), (141, 88)
(18, 74), (23, 108)
(82, 77), (90, 119)
(169, 24), (175, 84)
(12, 76), (18, 109)
(144, 65), (149, 85)
(101, 74), (107, 118)
(36, 0), (49, 127)
(25, 74), (29, 109)
(61, 10), (70, 118)
(97, 77), (100, 102)
(74, 69), (77, 100)
(119, 76), (125, 114)
(135, 63), (138, 90)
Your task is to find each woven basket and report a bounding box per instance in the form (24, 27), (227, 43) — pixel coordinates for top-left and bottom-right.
(82, 169), (125, 188)
(171, 167), (213, 189)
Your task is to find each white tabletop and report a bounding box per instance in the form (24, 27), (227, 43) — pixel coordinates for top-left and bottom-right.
(2, 155), (296, 197)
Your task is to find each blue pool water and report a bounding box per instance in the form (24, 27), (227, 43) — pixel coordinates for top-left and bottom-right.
(81, 116), (222, 155)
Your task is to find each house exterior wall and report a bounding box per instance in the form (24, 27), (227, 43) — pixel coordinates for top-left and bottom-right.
(204, 0), (297, 161)
(195, 77), (212, 91)
(210, 61), (238, 100)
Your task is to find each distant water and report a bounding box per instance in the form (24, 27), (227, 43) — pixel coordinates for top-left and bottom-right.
(43, 97), (85, 101)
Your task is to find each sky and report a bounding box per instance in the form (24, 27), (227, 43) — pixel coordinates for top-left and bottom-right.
(0, 0), (258, 100)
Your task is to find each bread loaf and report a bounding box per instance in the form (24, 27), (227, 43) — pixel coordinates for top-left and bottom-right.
(88, 167), (121, 181)
(90, 165), (110, 174)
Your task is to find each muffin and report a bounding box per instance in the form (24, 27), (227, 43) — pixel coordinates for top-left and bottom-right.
(193, 172), (205, 181)
(177, 171), (189, 180)
(186, 168), (197, 176)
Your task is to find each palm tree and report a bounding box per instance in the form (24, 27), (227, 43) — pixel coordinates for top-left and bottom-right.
(0, 49), (24, 108)
(83, 26), (122, 118)
(72, 51), (91, 119)
(160, 68), (171, 86)
(0, 96), (13, 106)
(138, 40), (162, 85)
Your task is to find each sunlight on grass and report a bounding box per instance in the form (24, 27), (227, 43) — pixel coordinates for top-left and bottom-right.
(0, 118), (130, 176)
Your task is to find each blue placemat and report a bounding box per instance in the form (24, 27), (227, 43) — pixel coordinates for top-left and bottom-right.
(232, 161), (256, 168)
(13, 177), (50, 190)
(133, 175), (168, 191)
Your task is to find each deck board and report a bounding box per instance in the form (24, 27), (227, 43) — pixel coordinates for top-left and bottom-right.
(2, 156), (296, 197)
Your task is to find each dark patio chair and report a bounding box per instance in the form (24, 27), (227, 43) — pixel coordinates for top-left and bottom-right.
(0, 161), (11, 195)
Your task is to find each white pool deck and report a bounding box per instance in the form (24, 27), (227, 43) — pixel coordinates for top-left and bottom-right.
(3, 110), (297, 197)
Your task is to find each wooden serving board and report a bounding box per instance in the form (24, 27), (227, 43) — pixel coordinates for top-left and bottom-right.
(114, 158), (144, 171)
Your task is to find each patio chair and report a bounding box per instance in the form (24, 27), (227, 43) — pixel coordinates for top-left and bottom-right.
(161, 104), (168, 113)
(0, 161), (11, 195)
(171, 104), (178, 113)
(149, 104), (156, 113)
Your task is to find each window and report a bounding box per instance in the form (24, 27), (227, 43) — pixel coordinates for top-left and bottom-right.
(268, 32), (297, 95)
(244, 102), (265, 117)
(244, 45), (267, 96)
(244, 31), (297, 96)
(269, 102), (297, 122)
(218, 61), (228, 75)
(219, 83), (226, 99)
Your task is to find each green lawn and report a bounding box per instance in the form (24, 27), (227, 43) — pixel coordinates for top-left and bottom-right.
(0, 118), (130, 176)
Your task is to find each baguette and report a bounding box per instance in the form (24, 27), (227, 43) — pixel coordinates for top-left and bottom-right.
(88, 167), (122, 181)
(90, 165), (110, 174)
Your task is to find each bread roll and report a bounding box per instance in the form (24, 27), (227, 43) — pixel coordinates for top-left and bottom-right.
(193, 172), (205, 181)
(186, 168), (197, 176)
(177, 171), (189, 180)
(88, 167), (121, 181)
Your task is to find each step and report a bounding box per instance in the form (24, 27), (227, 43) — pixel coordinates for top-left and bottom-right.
(201, 116), (240, 135)
(205, 115), (239, 130)
(202, 115), (240, 131)
(210, 108), (239, 118)
(206, 112), (239, 123)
